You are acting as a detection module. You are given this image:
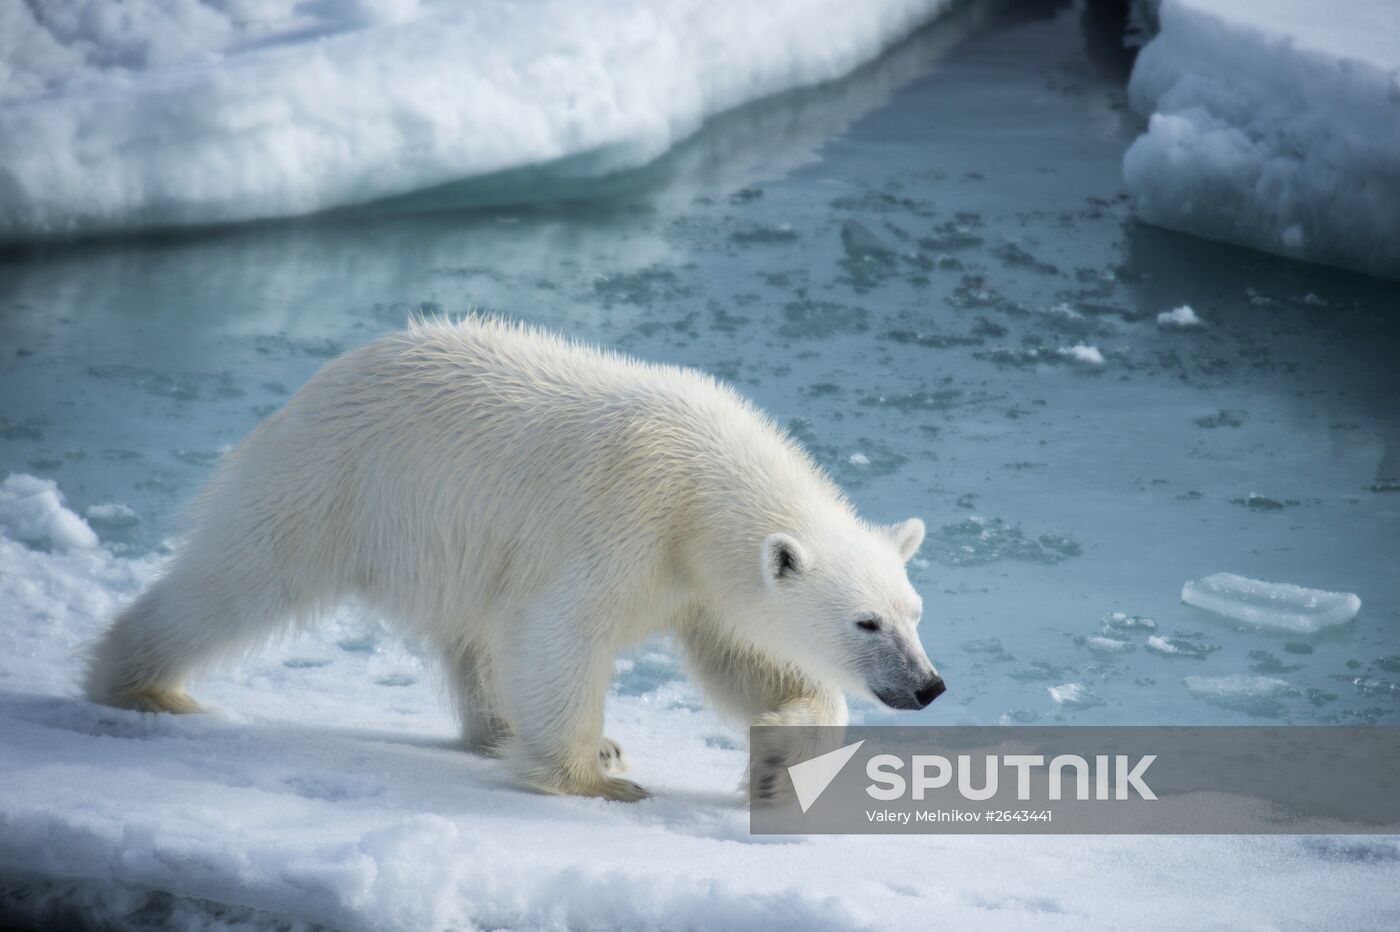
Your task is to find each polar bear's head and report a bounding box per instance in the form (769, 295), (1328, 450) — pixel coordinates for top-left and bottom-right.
(756, 517), (945, 710)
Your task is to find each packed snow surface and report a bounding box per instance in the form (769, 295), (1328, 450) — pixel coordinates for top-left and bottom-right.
(1124, 0), (1400, 279)
(1181, 572), (1362, 633)
(0, 0), (955, 240)
(2, 478), (1395, 929)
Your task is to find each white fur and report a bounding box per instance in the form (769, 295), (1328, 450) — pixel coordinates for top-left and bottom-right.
(86, 317), (935, 800)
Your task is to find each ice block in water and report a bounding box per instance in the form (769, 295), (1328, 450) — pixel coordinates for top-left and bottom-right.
(1181, 573), (1360, 633)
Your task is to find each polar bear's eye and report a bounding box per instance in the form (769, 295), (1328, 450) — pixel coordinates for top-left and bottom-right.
(855, 616), (882, 632)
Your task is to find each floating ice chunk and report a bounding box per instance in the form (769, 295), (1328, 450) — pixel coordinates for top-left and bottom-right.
(928, 516), (1081, 568)
(730, 224), (799, 244)
(849, 452), (870, 466)
(1352, 676), (1400, 699)
(1185, 675), (1294, 699)
(1084, 636), (1134, 655)
(0, 474), (98, 551)
(1058, 344), (1104, 368)
(86, 502), (139, 529)
(1185, 675), (1298, 716)
(1156, 305), (1202, 329)
(1048, 683), (1104, 709)
(1102, 612), (1157, 635)
(1181, 573), (1361, 633)
(1230, 493), (1297, 512)
(1146, 635), (1218, 659)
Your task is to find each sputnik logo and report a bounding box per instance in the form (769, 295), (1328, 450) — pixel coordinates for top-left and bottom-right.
(787, 740), (865, 813)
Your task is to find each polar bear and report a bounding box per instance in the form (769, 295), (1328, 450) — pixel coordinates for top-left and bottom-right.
(86, 317), (943, 801)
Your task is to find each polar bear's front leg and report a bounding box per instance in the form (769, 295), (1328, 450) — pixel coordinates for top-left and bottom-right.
(678, 627), (847, 804)
(500, 603), (648, 802)
(749, 693), (849, 805)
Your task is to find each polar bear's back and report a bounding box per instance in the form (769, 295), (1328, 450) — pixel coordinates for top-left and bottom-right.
(350, 316), (759, 475)
(205, 317), (841, 635)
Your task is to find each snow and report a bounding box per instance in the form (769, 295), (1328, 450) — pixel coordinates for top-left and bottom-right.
(1124, 0), (1400, 279)
(2, 474), (1396, 928)
(0, 0), (955, 241)
(1181, 572), (1362, 633)
(0, 474), (98, 551)
(1155, 305), (1201, 329)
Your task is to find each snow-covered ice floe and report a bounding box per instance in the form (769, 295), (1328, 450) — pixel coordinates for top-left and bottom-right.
(0, 0), (955, 241)
(1, 474), (1395, 929)
(1124, 0), (1400, 279)
(1181, 572), (1362, 633)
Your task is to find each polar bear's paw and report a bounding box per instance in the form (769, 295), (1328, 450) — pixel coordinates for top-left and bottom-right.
(592, 775), (651, 802)
(524, 757), (650, 801)
(599, 736), (628, 774)
(748, 752), (798, 806)
(112, 689), (204, 715)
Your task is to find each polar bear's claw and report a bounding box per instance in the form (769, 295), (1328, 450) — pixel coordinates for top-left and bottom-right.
(599, 736), (627, 774)
(748, 761), (797, 806)
(595, 776), (650, 802)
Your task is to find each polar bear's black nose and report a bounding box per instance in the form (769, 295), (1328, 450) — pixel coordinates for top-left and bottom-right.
(915, 676), (946, 708)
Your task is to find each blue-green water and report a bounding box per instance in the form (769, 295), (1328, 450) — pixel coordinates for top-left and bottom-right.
(2, 1), (1397, 728)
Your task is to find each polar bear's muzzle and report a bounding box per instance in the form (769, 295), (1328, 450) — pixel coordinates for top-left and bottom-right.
(867, 629), (945, 710)
(875, 674), (946, 710)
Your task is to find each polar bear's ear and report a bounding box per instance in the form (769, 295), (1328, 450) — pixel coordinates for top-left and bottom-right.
(887, 518), (925, 562)
(762, 533), (807, 586)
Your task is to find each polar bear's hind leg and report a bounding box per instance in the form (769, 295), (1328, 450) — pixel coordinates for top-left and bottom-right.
(500, 600), (649, 801)
(451, 644), (513, 755)
(86, 549), (318, 715)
